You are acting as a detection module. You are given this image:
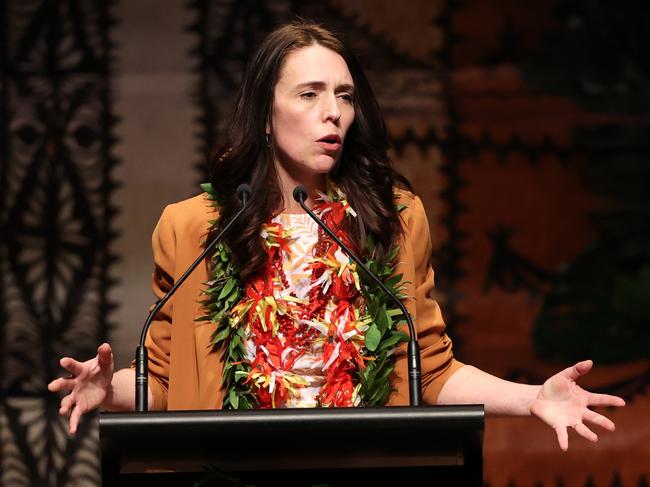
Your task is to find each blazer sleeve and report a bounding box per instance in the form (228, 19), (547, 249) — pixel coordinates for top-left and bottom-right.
(402, 193), (464, 404)
(143, 204), (176, 410)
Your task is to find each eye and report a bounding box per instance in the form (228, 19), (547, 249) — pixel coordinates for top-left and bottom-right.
(299, 91), (317, 100)
(339, 93), (354, 104)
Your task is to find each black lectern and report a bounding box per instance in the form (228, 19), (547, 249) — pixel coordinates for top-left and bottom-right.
(100, 405), (484, 486)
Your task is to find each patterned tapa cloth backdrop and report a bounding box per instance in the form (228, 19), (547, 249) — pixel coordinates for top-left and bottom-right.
(190, 1), (649, 487)
(1, 0), (648, 486)
(0, 1), (117, 485)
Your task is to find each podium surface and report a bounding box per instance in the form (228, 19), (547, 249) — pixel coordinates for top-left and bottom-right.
(100, 405), (484, 485)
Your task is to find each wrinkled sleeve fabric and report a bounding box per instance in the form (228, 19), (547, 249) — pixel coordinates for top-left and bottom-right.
(401, 193), (464, 404)
(142, 205), (176, 410)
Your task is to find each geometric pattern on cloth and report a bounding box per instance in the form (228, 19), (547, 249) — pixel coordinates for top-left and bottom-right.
(0, 1), (118, 485)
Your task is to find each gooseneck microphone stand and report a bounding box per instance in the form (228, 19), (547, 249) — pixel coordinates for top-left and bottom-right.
(292, 186), (422, 406)
(135, 184), (251, 411)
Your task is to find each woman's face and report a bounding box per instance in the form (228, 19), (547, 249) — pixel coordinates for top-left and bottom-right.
(270, 44), (355, 186)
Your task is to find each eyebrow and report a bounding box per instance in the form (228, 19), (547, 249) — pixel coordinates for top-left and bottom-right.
(294, 81), (355, 92)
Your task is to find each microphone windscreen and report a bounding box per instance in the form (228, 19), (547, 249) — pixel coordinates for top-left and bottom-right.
(236, 183), (252, 202)
(292, 186), (308, 203)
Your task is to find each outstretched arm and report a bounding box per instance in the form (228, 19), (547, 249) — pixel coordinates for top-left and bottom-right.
(437, 360), (625, 450)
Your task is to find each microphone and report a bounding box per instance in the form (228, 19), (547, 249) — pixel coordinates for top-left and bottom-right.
(292, 186), (422, 406)
(135, 183), (252, 411)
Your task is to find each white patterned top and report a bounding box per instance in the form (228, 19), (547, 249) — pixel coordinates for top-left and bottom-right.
(244, 212), (353, 407)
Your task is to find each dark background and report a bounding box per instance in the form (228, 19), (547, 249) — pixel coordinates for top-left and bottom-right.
(1, 0), (648, 485)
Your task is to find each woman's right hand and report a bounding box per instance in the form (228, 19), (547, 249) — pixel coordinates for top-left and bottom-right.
(47, 343), (115, 435)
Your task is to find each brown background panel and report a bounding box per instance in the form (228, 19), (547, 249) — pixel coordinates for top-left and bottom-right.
(447, 0), (650, 484)
(331, 0), (445, 61)
(455, 154), (599, 367)
(454, 150), (650, 485)
(451, 0), (554, 66)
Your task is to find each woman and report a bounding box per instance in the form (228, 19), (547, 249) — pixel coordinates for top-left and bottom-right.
(48, 21), (624, 451)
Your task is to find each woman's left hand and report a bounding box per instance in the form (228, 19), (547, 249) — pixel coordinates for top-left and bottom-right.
(530, 359), (626, 451)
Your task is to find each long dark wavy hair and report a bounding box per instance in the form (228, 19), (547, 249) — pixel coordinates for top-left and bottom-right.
(209, 21), (412, 280)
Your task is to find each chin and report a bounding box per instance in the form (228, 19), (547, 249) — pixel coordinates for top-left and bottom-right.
(278, 154), (338, 180)
(311, 156), (338, 174)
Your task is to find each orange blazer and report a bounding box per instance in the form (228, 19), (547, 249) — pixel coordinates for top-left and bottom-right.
(143, 189), (463, 410)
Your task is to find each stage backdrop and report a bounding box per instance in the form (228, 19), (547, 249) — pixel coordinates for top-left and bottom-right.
(1, 1), (648, 486)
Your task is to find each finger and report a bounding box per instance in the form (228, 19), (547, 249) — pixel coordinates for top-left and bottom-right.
(561, 360), (593, 381)
(48, 377), (75, 393)
(587, 392), (626, 407)
(583, 409), (615, 431)
(69, 405), (82, 436)
(59, 357), (85, 377)
(575, 421), (598, 443)
(60, 393), (75, 416)
(555, 426), (568, 451)
(97, 343), (114, 368)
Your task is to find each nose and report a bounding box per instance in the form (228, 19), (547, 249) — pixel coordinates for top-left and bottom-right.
(322, 94), (341, 124)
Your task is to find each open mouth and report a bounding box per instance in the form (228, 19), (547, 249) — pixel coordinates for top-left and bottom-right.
(316, 134), (342, 150)
(318, 135), (340, 143)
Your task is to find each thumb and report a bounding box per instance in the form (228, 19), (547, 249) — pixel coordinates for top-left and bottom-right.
(562, 359), (593, 382)
(96, 343), (114, 369)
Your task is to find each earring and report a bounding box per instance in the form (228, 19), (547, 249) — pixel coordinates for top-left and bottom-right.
(265, 133), (271, 146)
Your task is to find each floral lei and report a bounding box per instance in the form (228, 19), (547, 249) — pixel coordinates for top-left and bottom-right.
(198, 182), (409, 410)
